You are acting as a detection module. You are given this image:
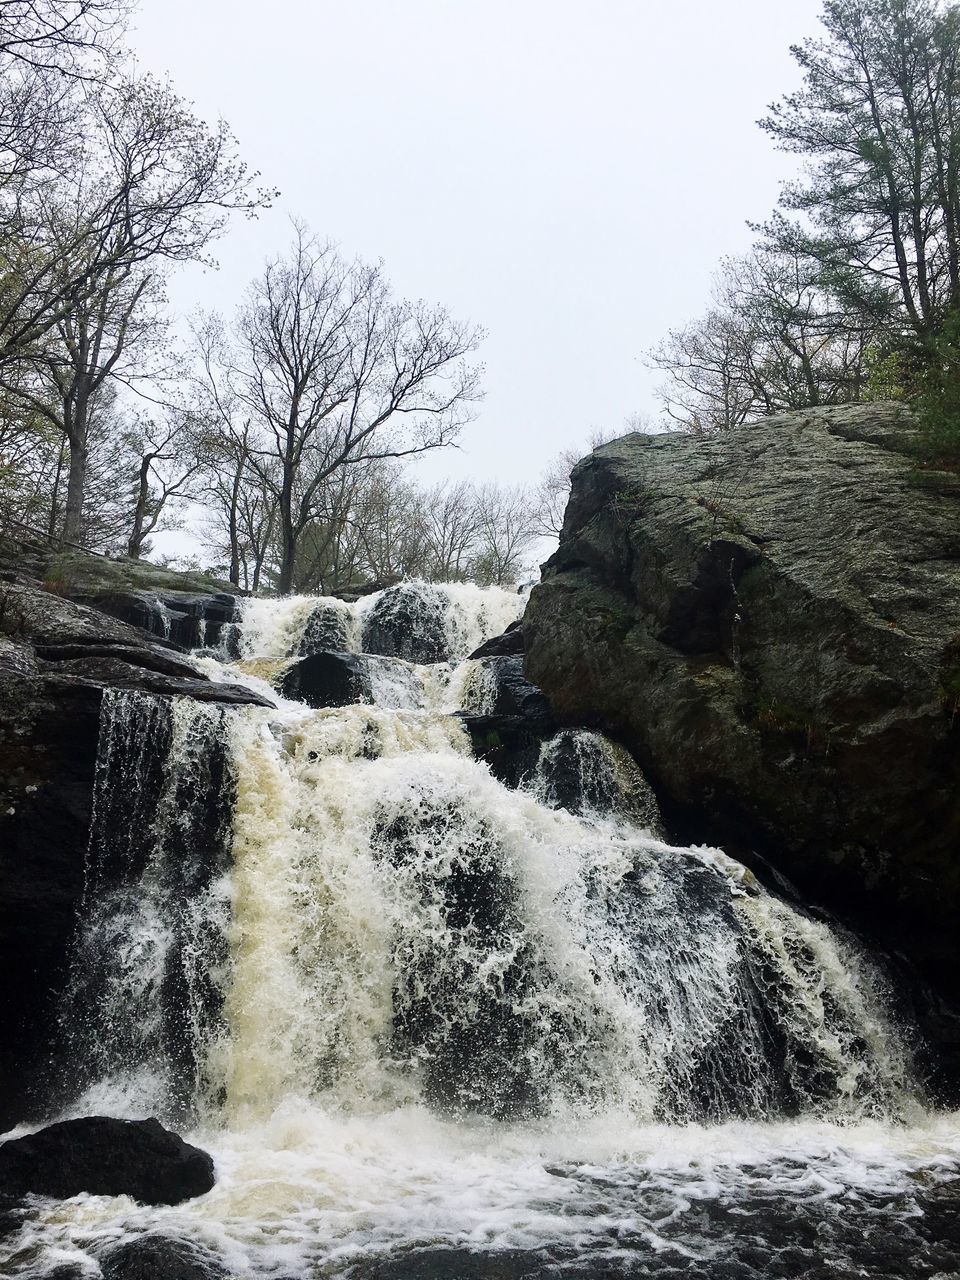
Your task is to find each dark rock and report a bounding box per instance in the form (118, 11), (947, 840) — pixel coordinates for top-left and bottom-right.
(482, 656), (554, 732)
(523, 402), (960, 1090)
(362, 584), (449, 663)
(0, 1116), (215, 1205)
(457, 657), (554, 786)
(69, 589), (242, 654)
(34, 642), (208, 681)
(298, 599), (352, 656)
(0, 584), (265, 1127)
(458, 714), (546, 788)
(0, 672), (101, 1129)
(279, 650), (373, 707)
(468, 619), (525, 659)
(534, 728), (663, 829)
(99, 1234), (228, 1280)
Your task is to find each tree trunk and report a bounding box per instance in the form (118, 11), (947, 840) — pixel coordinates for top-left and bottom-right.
(47, 441), (67, 540)
(277, 458), (297, 594)
(127, 456), (152, 558)
(61, 433), (88, 546)
(228, 467), (242, 587)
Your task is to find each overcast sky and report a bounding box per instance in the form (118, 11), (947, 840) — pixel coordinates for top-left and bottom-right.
(128, 0), (823, 488)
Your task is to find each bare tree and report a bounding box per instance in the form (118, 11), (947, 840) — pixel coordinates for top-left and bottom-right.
(0, 72), (273, 372)
(419, 478), (481, 580)
(647, 249), (874, 434)
(125, 410), (205, 558)
(229, 224), (484, 593)
(470, 482), (537, 586)
(531, 426), (624, 538)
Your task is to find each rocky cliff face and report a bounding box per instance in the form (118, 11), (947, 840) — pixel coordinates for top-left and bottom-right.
(524, 403), (960, 1086)
(0, 572), (267, 1129)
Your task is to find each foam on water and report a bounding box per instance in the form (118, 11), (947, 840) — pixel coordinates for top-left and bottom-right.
(6, 1109), (960, 1277)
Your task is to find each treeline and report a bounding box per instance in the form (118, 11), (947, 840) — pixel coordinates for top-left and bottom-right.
(648, 0), (960, 463)
(0, 2), (570, 590)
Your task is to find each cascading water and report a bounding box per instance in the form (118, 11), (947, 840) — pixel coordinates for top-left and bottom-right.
(3, 580), (959, 1279)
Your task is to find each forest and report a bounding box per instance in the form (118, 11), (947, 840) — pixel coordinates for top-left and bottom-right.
(2, 0), (959, 593)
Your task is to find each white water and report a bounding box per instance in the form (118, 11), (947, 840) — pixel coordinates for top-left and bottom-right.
(3, 584), (959, 1278)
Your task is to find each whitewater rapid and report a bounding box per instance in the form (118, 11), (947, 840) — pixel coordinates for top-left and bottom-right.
(3, 581), (959, 1279)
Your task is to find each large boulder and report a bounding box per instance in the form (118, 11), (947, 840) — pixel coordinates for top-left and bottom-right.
(70, 589), (241, 654)
(457, 656), (555, 787)
(524, 403), (960, 1078)
(280, 650), (373, 707)
(362, 584), (449, 663)
(0, 1116), (214, 1205)
(468, 620), (525, 660)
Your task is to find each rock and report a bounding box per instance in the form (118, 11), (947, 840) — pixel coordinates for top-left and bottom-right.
(524, 402), (960, 1090)
(0, 582), (270, 708)
(99, 1234), (228, 1280)
(279, 651), (373, 707)
(468, 620), (524, 660)
(457, 657), (555, 787)
(458, 714), (546, 788)
(481, 656), (554, 731)
(534, 728), (663, 830)
(298, 599), (353, 656)
(0, 584), (267, 1127)
(362, 584), (449, 663)
(0, 1116), (215, 1205)
(70, 590), (242, 655)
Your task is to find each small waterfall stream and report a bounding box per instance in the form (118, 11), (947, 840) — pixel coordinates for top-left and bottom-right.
(3, 582), (959, 1278)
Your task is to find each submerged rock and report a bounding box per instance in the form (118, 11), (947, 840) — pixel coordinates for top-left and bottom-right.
(99, 1234), (228, 1280)
(280, 650), (373, 707)
(362, 584), (449, 663)
(0, 1116), (215, 1205)
(524, 402), (960, 1087)
(298, 600), (353, 656)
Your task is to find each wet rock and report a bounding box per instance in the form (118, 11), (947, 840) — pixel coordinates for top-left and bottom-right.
(67, 590), (242, 654)
(457, 657), (554, 787)
(458, 716), (545, 789)
(524, 402), (960, 1090)
(298, 600), (352, 656)
(279, 651), (373, 707)
(0, 1116), (215, 1205)
(362, 584), (449, 663)
(99, 1234), (228, 1280)
(534, 728), (663, 830)
(468, 619), (525, 659)
(482, 656), (554, 732)
(0, 584), (264, 1127)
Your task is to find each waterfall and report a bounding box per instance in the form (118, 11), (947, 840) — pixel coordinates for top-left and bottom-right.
(58, 691), (234, 1122)
(9, 583), (958, 1280)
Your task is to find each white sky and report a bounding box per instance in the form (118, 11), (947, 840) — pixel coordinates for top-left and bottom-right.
(128, 0), (822, 489)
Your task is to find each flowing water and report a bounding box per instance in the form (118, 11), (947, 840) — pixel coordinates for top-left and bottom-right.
(2, 582), (959, 1278)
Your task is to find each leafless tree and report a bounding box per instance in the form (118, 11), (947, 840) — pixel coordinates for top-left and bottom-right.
(647, 249), (874, 434)
(0, 72), (273, 373)
(125, 410), (205, 558)
(228, 224), (484, 593)
(531, 425), (625, 538)
(469, 482), (537, 586)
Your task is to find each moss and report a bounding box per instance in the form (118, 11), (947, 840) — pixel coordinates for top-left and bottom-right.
(752, 694), (827, 756)
(35, 550), (238, 598)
